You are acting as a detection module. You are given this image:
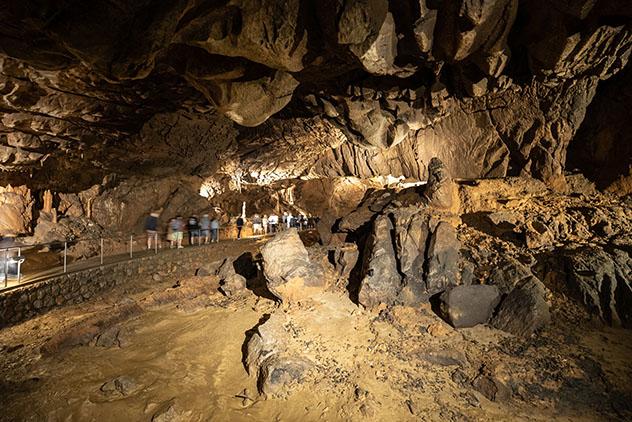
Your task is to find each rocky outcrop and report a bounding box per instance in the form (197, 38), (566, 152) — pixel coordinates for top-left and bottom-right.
(357, 212), (461, 308)
(424, 221), (461, 294)
(260, 229), (326, 302)
(0, 185), (33, 236)
(0, 1), (630, 190)
(563, 247), (632, 328)
(350, 159), (463, 308)
(245, 313), (312, 397)
(422, 157), (460, 212)
(439, 285), (501, 329)
(491, 277), (551, 336)
(393, 209), (461, 303)
(216, 258), (247, 297)
(358, 215), (402, 308)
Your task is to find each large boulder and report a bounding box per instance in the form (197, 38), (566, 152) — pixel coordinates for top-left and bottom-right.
(245, 313), (312, 398)
(216, 258), (247, 297)
(491, 277), (551, 336)
(260, 229), (325, 302)
(358, 215), (402, 308)
(439, 285), (501, 328)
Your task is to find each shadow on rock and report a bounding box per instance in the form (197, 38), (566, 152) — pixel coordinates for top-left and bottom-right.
(241, 313), (271, 372)
(234, 252), (277, 301)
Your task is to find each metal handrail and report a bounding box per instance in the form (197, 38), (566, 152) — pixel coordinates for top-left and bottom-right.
(0, 223), (309, 291)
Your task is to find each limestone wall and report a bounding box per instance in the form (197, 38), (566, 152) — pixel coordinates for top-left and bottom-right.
(0, 246), (217, 327)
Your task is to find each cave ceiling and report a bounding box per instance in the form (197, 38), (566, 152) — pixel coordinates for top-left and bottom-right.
(0, 0), (630, 191)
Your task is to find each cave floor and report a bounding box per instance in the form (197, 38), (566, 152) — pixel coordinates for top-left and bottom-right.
(0, 239), (631, 421)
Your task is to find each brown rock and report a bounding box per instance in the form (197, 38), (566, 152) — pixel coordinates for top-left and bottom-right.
(260, 229), (325, 302)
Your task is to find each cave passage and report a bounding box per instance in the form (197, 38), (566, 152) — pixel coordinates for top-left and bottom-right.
(0, 1), (631, 421)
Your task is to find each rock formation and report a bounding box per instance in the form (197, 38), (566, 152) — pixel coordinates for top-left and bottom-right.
(260, 229), (326, 303)
(0, 185), (33, 237)
(491, 277), (551, 336)
(439, 285), (501, 329)
(1, 3), (632, 421)
(0, 1), (628, 192)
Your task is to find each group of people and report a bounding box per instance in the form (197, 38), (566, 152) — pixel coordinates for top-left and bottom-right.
(145, 212), (221, 249)
(146, 210), (319, 246)
(167, 214), (221, 248)
(241, 212), (315, 238)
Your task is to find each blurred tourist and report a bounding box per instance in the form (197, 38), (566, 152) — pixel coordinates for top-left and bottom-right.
(269, 213), (278, 233)
(200, 214), (211, 244)
(262, 215), (269, 234)
(187, 215), (199, 245)
(253, 214), (263, 235)
(236, 215), (245, 239)
(171, 216), (184, 249)
(145, 210), (160, 249)
(210, 216), (220, 243)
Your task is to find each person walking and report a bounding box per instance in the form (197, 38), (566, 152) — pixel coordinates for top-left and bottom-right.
(262, 215), (269, 234)
(187, 215), (199, 246)
(210, 216), (220, 243)
(171, 216), (184, 249)
(286, 212), (293, 229)
(145, 210), (160, 249)
(199, 214), (210, 244)
(269, 213), (278, 233)
(166, 218), (174, 245)
(300, 214), (308, 230)
(281, 212), (287, 230)
(253, 214), (262, 235)
(236, 215), (245, 239)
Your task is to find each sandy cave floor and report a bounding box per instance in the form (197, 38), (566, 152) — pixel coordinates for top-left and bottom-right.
(0, 239), (631, 421)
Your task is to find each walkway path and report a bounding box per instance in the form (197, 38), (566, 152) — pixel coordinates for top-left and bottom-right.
(1, 235), (272, 293)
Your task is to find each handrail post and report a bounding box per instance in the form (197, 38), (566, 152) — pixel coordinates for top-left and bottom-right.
(63, 242), (67, 273)
(129, 235), (133, 258)
(17, 247), (21, 284)
(4, 249), (8, 288)
(100, 238), (104, 265)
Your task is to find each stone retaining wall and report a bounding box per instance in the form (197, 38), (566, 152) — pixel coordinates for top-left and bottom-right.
(0, 245), (218, 328)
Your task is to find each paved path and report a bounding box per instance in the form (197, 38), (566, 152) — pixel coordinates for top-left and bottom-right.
(0, 235), (272, 293)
